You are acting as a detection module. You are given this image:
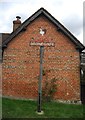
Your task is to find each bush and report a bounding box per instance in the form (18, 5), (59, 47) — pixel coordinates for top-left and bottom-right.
(42, 77), (57, 102)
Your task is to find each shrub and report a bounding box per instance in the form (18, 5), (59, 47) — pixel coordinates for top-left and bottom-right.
(42, 77), (57, 102)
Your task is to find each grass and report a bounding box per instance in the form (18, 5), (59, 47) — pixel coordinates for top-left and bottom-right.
(0, 97), (2, 119)
(2, 97), (84, 119)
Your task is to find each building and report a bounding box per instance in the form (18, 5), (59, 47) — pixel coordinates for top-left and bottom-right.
(2, 8), (85, 103)
(81, 52), (85, 104)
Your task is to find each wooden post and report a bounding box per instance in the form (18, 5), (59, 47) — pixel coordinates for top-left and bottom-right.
(37, 46), (44, 112)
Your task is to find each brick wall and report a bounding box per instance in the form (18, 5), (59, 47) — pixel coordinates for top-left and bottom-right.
(2, 15), (81, 101)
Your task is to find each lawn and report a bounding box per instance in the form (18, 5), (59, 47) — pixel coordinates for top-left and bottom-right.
(0, 97), (2, 119)
(2, 97), (84, 119)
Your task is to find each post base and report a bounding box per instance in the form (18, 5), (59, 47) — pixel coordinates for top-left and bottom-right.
(36, 111), (44, 115)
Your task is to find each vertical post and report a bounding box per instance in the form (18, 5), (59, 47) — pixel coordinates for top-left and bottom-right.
(37, 46), (44, 112)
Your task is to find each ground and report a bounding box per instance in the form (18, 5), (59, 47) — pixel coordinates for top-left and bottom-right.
(2, 98), (84, 119)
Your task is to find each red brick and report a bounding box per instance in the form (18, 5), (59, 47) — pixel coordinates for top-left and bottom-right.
(2, 16), (81, 101)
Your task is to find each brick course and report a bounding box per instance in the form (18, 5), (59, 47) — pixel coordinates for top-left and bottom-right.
(2, 15), (81, 101)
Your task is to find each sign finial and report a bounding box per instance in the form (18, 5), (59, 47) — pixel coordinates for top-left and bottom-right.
(39, 28), (46, 36)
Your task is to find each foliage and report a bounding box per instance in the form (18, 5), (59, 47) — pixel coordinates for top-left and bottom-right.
(42, 69), (46, 76)
(42, 69), (57, 102)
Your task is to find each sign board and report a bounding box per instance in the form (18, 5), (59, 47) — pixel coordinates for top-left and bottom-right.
(30, 42), (55, 47)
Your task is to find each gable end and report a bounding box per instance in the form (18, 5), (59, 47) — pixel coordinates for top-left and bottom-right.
(2, 7), (85, 51)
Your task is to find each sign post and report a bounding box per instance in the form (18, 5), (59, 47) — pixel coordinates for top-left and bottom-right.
(37, 46), (44, 113)
(29, 28), (55, 114)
